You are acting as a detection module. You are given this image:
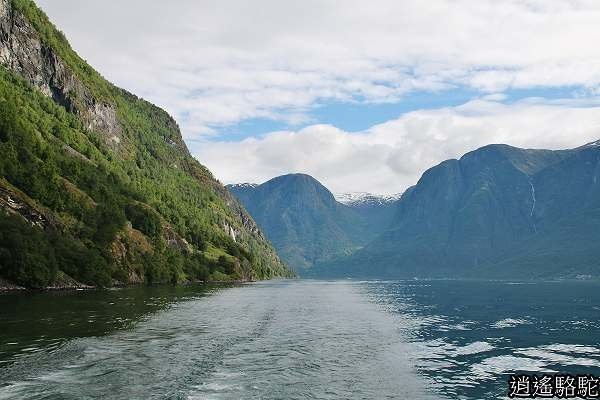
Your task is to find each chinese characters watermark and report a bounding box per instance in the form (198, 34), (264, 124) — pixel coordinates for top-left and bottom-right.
(509, 374), (600, 398)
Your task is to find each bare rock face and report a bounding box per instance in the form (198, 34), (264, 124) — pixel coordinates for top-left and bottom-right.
(222, 190), (263, 239)
(223, 221), (238, 242)
(0, 0), (123, 150)
(86, 102), (123, 148)
(163, 224), (193, 253)
(0, 180), (54, 229)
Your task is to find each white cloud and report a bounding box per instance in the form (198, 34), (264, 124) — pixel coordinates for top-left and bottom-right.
(35, 0), (600, 137)
(31, 1), (600, 193)
(195, 99), (600, 194)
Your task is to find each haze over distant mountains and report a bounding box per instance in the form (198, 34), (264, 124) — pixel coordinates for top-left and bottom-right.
(229, 140), (600, 279)
(227, 176), (397, 270)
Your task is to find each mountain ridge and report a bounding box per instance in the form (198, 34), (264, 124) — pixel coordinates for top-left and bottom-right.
(313, 141), (600, 279)
(228, 173), (361, 270)
(228, 140), (600, 280)
(334, 192), (403, 207)
(227, 173), (400, 271)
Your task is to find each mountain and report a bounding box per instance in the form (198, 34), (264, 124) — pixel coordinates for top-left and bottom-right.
(0, 0), (292, 288)
(227, 174), (397, 271)
(334, 192), (400, 236)
(334, 192), (402, 207)
(316, 142), (600, 279)
(227, 183), (258, 206)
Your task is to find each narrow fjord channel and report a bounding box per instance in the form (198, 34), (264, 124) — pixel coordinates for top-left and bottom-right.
(0, 281), (432, 399)
(1, 280), (599, 399)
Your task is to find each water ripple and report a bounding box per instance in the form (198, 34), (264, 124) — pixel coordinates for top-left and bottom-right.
(0, 281), (438, 400)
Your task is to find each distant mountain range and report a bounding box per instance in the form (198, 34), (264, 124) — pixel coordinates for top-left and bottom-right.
(334, 192), (403, 207)
(227, 175), (397, 270)
(229, 140), (600, 279)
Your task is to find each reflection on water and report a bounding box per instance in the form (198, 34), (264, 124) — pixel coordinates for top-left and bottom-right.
(0, 279), (599, 399)
(363, 280), (600, 399)
(0, 284), (227, 367)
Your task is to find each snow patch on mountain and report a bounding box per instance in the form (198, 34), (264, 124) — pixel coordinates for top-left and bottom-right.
(227, 183), (258, 190)
(334, 192), (403, 206)
(584, 139), (600, 148)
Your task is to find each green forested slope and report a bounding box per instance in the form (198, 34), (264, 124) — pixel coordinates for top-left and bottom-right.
(0, 0), (292, 288)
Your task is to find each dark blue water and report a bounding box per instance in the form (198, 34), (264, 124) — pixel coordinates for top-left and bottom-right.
(0, 280), (599, 399)
(362, 280), (600, 399)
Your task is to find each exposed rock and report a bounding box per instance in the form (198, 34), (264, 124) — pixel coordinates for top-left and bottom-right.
(0, 274), (94, 291)
(223, 195), (263, 238)
(163, 224), (193, 253)
(46, 271), (94, 290)
(0, 277), (25, 291)
(109, 226), (153, 283)
(0, 0), (124, 150)
(223, 221), (238, 242)
(85, 102), (123, 149)
(128, 269), (143, 284)
(0, 179), (55, 229)
(110, 226), (153, 265)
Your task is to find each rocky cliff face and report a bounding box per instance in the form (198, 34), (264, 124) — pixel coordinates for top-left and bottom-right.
(0, 179), (54, 229)
(0, 0), (124, 150)
(0, 0), (291, 287)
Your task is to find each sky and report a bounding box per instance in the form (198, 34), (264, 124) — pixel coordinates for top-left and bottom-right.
(35, 0), (600, 194)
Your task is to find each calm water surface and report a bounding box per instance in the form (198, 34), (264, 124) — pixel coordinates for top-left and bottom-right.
(0, 280), (599, 399)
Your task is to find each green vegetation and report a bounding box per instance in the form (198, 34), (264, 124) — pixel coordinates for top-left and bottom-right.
(0, 1), (291, 288)
(0, 212), (111, 287)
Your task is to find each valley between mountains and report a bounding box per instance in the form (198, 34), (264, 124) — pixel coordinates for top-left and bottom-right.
(1, 0), (599, 288)
(229, 141), (600, 279)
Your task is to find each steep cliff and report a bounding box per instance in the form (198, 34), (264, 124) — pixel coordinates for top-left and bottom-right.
(316, 143), (600, 279)
(0, 0), (292, 288)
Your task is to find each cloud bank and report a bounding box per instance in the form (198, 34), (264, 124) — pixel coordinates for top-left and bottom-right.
(196, 99), (600, 194)
(34, 0), (600, 193)
(36, 0), (600, 137)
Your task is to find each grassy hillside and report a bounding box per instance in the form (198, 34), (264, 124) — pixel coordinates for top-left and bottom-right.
(0, 0), (292, 288)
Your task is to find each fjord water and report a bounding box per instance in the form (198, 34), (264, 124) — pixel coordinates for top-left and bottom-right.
(0, 281), (599, 399)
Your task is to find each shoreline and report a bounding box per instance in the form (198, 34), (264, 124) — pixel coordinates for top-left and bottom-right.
(5, 275), (596, 293)
(0, 278), (262, 293)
